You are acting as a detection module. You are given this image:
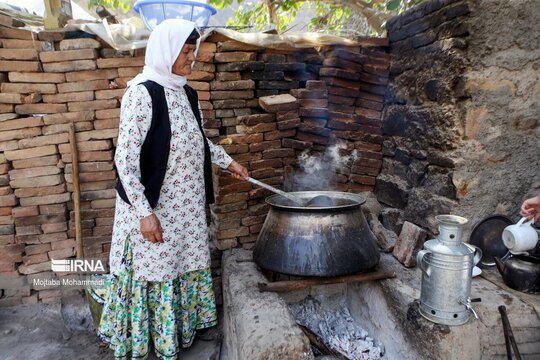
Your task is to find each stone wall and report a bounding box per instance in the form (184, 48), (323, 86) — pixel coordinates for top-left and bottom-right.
(379, 0), (539, 234)
(0, 20), (388, 305)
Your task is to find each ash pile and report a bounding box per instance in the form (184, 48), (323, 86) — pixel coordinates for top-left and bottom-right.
(289, 296), (384, 360)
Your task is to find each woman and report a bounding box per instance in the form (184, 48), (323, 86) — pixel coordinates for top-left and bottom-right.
(96, 19), (249, 359)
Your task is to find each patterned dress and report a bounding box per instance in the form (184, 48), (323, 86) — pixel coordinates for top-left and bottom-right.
(92, 84), (233, 359)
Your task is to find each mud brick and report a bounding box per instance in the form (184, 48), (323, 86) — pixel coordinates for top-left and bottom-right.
(95, 217), (114, 227)
(262, 148), (295, 159)
(216, 226), (249, 240)
(42, 60), (96, 73)
(22, 253), (48, 266)
(355, 107), (381, 120)
(356, 98), (383, 111)
(216, 182), (252, 195)
(59, 38), (100, 50)
(11, 155), (57, 171)
(322, 77), (361, 90)
(0, 104), (14, 113)
(320, 67), (360, 80)
(211, 91), (254, 100)
(359, 72), (388, 86)
(296, 131), (328, 145)
(351, 165), (380, 176)
(15, 103), (66, 115)
(328, 95), (356, 106)
(58, 79), (110, 93)
(13, 182), (62, 197)
(0, 174), (9, 186)
(247, 140), (279, 153)
(8, 72), (63, 84)
(4, 145), (56, 162)
(304, 80), (324, 90)
(0, 48), (38, 61)
(216, 62), (264, 72)
(0, 207), (11, 216)
(75, 129), (118, 142)
(259, 94), (297, 113)
(215, 109), (234, 118)
(299, 123), (331, 137)
(94, 118), (119, 130)
(393, 221), (428, 267)
(327, 86), (360, 98)
(0, 261), (16, 272)
(249, 158), (283, 171)
(1, 83), (57, 94)
(225, 133), (263, 145)
(9, 166), (61, 180)
(199, 101), (213, 111)
(0, 194), (17, 207)
(41, 222), (67, 234)
(95, 108), (120, 119)
(65, 69), (118, 82)
(64, 161), (113, 174)
(65, 170), (116, 183)
(0, 164), (9, 175)
(0, 224), (14, 236)
(90, 198), (115, 209)
(116, 67), (142, 78)
(0, 117), (43, 131)
(198, 91), (210, 101)
(25, 243), (51, 256)
(48, 239), (75, 252)
(1, 243), (24, 262)
(263, 129), (296, 141)
(43, 111), (95, 125)
(39, 49), (97, 63)
(213, 100), (246, 109)
(241, 71), (284, 81)
(362, 64), (389, 77)
(232, 152), (262, 163)
(275, 110), (299, 121)
(79, 189), (116, 201)
(0, 235), (15, 245)
(210, 80), (255, 91)
(290, 88), (327, 99)
(350, 174), (376, 186)
(264, 63), (306, 72)
(359, 83), (386, 96)
(42, 91), (94, 103)
(62, 150), (113, 163)
(16, 224), (41, 236)
(216, 72), (241, 81)
(0, 114), (18, 122)
(259, 81), (299, 90)
(11, 174), (63, 189)
(186, 81), (209, 92)
(1, 38), (52, 51)
(299, 99), (328, 108)
(218, 144), (247, 156)
(216, 41), (261, 52)
(68, 99), (118, 112)
(276, 118), (301, 130)
(19, 193), (70, 207)
(249, 187), (274, 200)
(11, 207), (38, 219)
(96, 57), (144, 68)
(214, 191), (249, 206)
(255, 90), (277, 98)
(214, 52), (257, 63)
(42, 122), (92, 136)
(233, 109), (251, 117)
(38, 232), (68, 244)
(91, 226), (112, 236)
(329, 103), (354, 114)
(328, 119), (359, 131)
(0, 60), (40, 72)
(39, 204), (66, 215)
(297, 108), (327, 118)
(236, 123), (276, 135)
(0, 215), (12, 225)
(183, 70), (212, 82)
(48, 247), (75, 260)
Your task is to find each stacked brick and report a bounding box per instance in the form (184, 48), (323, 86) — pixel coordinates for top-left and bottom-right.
(0, 24), (387, 305)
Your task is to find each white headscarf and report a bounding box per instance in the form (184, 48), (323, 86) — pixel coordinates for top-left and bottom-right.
(128, 19), (199, 90)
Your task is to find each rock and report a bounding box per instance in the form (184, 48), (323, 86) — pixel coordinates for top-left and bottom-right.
(393, 221), (428, 267)
(259, 94), (298, 113)
(221, 249), (313, 360)
(365, 212), (398, 250)
(380, 207), (405, 235)
(374, 174), (409, 209)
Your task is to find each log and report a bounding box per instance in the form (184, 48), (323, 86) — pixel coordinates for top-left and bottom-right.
(69, 124), (83, 259)
(258, 270), (395, 292)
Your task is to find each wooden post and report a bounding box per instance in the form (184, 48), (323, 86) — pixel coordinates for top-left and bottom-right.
(69, 124), (83, 260)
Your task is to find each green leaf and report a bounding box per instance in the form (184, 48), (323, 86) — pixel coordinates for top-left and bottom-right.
(386, 0), (402, 11)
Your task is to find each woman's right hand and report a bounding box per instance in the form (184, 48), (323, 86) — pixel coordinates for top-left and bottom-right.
(140, 213), (164, 243)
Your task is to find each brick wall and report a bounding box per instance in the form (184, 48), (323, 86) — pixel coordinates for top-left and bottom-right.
(0, 21), (388, 305)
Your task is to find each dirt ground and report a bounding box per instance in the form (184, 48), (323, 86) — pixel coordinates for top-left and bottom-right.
(0, 294), (221, 360)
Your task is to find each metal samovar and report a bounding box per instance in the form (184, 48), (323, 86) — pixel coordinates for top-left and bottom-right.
(416, 215), (482, 325)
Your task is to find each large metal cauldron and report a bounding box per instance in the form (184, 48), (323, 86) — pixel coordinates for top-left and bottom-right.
(253, 191), (380, 277)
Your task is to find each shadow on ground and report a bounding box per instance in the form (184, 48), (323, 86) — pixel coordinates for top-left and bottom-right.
(0, 293), (222, 360)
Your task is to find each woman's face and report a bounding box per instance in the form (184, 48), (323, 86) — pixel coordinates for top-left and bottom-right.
(171, 43), (196, 76)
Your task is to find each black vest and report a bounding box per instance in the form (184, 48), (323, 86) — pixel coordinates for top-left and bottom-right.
(116, 80), (215, 208)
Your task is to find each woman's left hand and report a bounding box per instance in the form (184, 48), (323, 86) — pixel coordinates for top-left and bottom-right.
(228, 160), (249, 181)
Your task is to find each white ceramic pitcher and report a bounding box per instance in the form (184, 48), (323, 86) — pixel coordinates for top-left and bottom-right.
(502, 217), (538, 254)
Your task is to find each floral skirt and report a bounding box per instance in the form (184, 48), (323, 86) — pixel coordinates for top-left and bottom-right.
(89, 237), (218, 360)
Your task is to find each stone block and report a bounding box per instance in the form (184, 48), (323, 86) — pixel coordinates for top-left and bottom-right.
(59, 38), (100, 50)
(42, 60), (97, 73)
(5, 145), (57, 161)
(39, 49), (97, 63)
(0, 60), (40, 72)
(42, 91), (94, 103)
(211, 91), (254, 100)
(58, 79), (109, 93)
(42, 111), (95, 125)
(216, 62), (264, 72)
(65, 69), (118, 82)
(0, 48), (37, 60)
(1, 82), (56, 94)
(11, 155), (59, 169)
(393, 221), (428, 267)
(210, 79), (255, 91)
(259, 94), (298, 113)
(1, 39), (53, 51)
(9, 166), (61, 180)
(19, 193), (70, 207)
(214, 52), (257, 63)
(68, 99), (117, 112)
(15, 103), (66, 115)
